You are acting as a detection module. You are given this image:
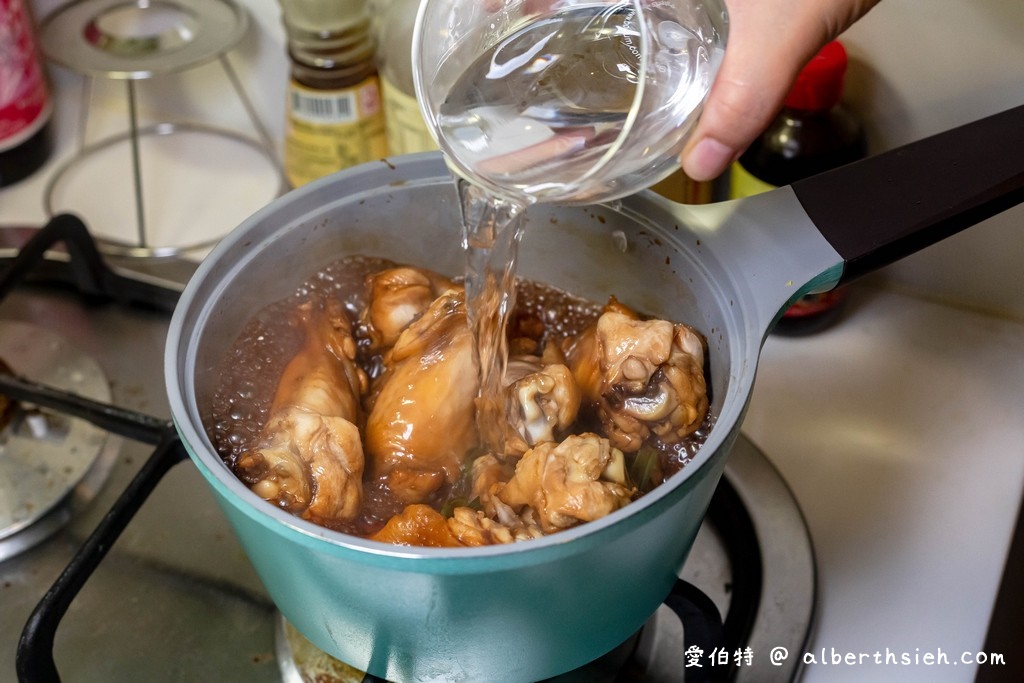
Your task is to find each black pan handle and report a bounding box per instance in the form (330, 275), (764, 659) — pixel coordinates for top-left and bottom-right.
(791, 103), (1024, 284)
(17, 429), (187, 682)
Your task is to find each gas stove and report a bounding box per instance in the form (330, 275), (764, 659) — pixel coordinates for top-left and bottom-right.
(0, 218), (815, 682)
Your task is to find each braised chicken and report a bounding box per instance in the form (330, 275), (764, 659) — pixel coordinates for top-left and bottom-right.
(467, 454), (514, 501)
(216, 257), (712, 547)
(564, 302), (709, 453)
(235, 299), (368, 525)
(447, 504), (544, 545)
(369, 433), (633, 547)
(360, 266), (455, 352)
(364, 288), (480, 504)
(498, 350), (581, 457)
(369, 503), (543, 547)
(369, 503), (463, 547)
(492, 433), (635, 533)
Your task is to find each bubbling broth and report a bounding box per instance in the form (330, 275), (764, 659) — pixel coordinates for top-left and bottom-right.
(207, 255), (712, 545)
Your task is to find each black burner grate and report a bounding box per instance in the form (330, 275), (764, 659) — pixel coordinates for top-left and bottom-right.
(0, 215), (187, 682)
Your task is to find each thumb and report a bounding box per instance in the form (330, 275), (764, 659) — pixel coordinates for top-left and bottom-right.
(680, 0), (878, 182)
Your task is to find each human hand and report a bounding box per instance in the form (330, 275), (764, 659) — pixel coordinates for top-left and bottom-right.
(680, 0), (882, 181)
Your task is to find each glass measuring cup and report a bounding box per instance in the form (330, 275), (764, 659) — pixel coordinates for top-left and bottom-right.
(412, 0), (728, 205)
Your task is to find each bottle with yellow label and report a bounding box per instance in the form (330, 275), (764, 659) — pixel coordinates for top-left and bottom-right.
(650, 168), (716, 204)
(280, 0), (388, 188)
(374, 0), (438, 155)
(730, 40), (867, 335)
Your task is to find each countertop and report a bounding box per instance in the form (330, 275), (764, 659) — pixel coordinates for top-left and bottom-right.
(744, 286), (1024, 682)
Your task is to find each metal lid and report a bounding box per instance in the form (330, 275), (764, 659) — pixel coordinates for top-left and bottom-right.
(0, 321), (117, 561)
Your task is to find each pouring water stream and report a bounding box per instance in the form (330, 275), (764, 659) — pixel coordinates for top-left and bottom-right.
(457, 180), (528, 454)
(425, 0), (726, 454)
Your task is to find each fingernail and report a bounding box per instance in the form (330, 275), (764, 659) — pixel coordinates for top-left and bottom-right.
(682, 138), (735, 182)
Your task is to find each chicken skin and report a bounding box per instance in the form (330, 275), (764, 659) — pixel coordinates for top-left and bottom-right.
(369, 502), (543, 547)
(369, 503), (463, 547)
(493, 433), (635, 533)
(369, 434), (633, 547)
(220, 258), (712, 547)
(235, 298), (367, 525)
(498, 352), (581, 457)
(564, 302), (709, 453)
(364, 288), (480, 504)
(360, 266), (455, 352)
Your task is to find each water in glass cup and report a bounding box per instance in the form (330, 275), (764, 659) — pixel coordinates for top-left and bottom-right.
(430, 1), (725, 205)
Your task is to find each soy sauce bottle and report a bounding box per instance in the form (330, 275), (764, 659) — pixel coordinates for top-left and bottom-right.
(730, 40), (867, 335)
(279, 0), (388, 188)
(0, 0), (54, 188)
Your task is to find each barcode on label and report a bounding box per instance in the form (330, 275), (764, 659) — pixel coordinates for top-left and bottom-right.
(290, 89), (357, 124)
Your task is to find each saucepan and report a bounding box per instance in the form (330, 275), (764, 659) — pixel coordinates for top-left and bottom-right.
(165, 104), (1023, 682)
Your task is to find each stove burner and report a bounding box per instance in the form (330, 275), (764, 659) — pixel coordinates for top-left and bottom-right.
(0, 321), (119, 561)
(276, 613), (652, 683)
(276, 577), (726, 683)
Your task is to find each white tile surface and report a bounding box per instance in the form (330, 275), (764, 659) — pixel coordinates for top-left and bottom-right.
(743, 286), (1024, 681)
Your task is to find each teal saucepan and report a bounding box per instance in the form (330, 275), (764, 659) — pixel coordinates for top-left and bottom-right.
(165, 105), (1023, 681)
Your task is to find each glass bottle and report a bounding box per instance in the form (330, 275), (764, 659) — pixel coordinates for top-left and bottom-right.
(279, 0), (388, 188)
(0, 0), (54, 188)
(375, 0), (437, 155)
(651, 168), (716, 204)
(730, 40), (867, 335)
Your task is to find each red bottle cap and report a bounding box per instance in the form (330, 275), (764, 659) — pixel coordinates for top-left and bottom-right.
(784, 40), (848, 111)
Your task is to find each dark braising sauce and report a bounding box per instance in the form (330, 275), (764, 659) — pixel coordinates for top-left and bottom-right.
(207, 256), (712, 537)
